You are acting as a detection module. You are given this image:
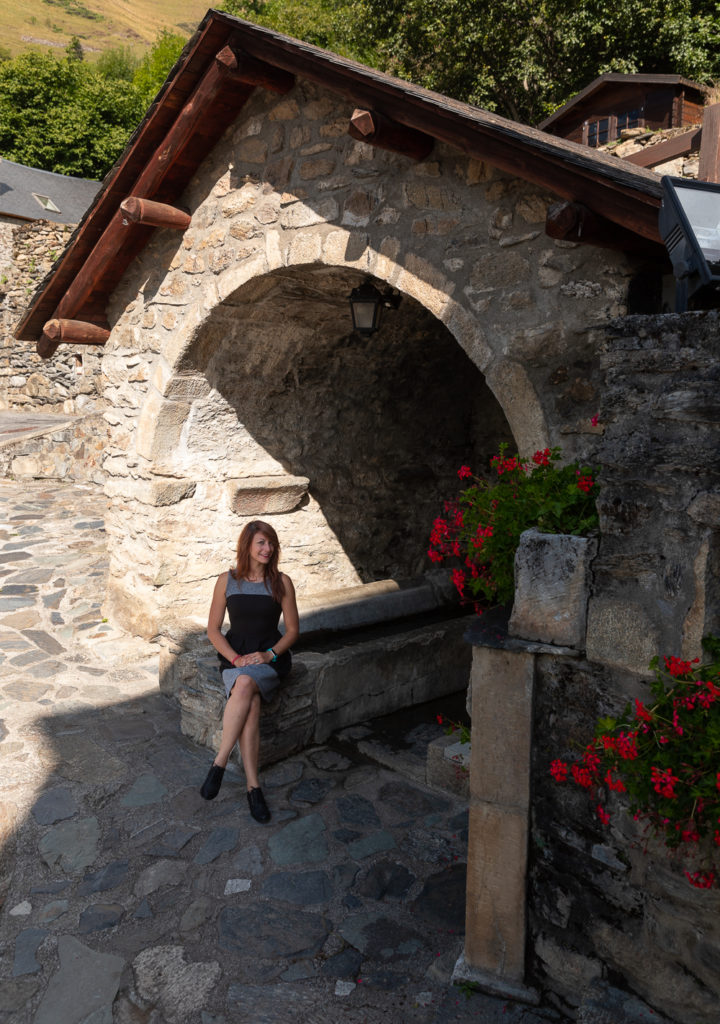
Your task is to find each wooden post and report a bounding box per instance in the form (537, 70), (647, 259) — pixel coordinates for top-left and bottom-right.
(349, 108), (434, 161)
(698, 103), (720, 183)
(120, 197), (191, 230)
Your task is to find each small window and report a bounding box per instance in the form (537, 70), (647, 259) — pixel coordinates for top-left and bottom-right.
(586, 119), (610, 147)
(32, 193), (61, 213)
(617, 109), (641, 132)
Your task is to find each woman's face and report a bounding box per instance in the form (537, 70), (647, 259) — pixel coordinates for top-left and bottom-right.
(249, 532), (274, 567)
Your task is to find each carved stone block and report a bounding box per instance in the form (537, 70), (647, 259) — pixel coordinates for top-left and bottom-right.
(509, 529), (597, 649)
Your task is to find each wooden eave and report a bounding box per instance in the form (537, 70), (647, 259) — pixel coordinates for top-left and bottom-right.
(15, 10), (667, 348)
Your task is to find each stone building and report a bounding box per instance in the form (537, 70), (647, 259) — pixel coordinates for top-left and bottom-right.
(14, 11), (720, 1022)
(0, 159), (108, 481)
(0, 158), (102, 414)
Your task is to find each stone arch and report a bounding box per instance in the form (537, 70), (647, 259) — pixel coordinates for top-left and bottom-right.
(103, 75), (625, 635)
(109, 250), (548, 633)
(135, 249), (549, 473)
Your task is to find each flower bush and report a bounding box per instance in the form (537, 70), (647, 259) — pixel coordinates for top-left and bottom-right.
(436, 713), (471, 745)
(551, 637), (720, 889)
(428, 445), (599, 606)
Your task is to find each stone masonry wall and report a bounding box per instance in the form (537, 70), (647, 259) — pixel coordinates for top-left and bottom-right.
(96, 77), (644, 638)
(0, 411), (108, 484)
(527, 311), (720, 1023)
(588, 311), (720, 673)
(0, 218), (106, 414)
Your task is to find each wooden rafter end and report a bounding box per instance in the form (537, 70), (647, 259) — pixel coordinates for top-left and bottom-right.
(120, 197), (191, 229)
(38, 318), (111, 359)
(349, 108), (434, 161)
(546, 201), (664, 258)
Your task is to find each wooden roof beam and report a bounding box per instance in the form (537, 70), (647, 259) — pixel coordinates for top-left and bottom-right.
(38, 46), (257, 357)
(39, 319), (110, 359)
(624, 127), (702, 169)
(349, 108), (434, 161)
(226, 43), (295, 94)
(546, 200), (664, 257)
(120, 197), (191, 229)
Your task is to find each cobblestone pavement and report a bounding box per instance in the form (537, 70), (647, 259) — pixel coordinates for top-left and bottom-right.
(0, 478), (566, 1024)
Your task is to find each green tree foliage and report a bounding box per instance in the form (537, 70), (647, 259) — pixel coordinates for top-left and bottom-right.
(0, 31), (186, 179)
(0, 50), (143, 178)
(65, 36), (84, 62)
(96, 46), (139, 83)
(341, 0), (720, 123)
(223, 0), (720, 123)
(132, 29), (186, 107)
(221, 0), (360, 58)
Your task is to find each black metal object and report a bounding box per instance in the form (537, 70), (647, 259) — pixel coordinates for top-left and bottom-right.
(659, 176), (720, 312)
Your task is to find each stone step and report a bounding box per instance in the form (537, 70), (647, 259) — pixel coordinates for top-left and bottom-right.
(331, 691), (470, 799)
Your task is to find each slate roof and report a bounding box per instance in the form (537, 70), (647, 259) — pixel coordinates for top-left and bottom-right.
(0, 158), (101, 225)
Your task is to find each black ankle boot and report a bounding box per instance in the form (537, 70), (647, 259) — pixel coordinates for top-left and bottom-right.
(200, 763), (225, 800)
(247, 786), (270, 823)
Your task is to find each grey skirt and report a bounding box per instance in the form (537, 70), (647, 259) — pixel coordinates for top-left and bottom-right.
(222, 663), (282, 703)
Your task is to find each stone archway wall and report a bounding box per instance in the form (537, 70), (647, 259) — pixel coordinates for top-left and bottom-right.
(101, 79), (635, 637)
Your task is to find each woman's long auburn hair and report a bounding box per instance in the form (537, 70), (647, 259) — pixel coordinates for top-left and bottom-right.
(233, 520), (285, 603)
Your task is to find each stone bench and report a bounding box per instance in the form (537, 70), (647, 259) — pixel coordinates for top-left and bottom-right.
(159, 576), (472, 768)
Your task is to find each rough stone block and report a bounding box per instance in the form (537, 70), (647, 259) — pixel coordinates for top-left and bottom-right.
(535, 933), (602, 1008)
(464, 801), (529, 981)
(469, 646), (534, 808)
(135, 391), (190, 462)
(687, 490), (720, 526)
(509, 529), (597, 648)
(226, 475), (309, 515)
(299, 158), (335, 180)
(289, 231), (322, 264)
(313, 619), (471, 741)
(426, 733), (469, 798)
(586, 598), (660, 675)
(149, 480), (197, 507)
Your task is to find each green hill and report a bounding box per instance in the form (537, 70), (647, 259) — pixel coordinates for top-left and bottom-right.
(0, 0), (211, 59)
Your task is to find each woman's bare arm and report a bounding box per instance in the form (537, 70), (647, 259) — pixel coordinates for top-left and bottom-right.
(274, 574), (299, 656)
(206, 572), (239, 664)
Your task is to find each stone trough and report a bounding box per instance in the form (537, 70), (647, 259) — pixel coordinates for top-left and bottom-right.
(159, 576), (472, 768)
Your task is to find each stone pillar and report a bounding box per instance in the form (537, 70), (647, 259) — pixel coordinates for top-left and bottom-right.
(453, 643), (539, 1004)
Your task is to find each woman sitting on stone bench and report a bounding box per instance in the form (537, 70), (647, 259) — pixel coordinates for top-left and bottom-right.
(200, 519), (299, 822)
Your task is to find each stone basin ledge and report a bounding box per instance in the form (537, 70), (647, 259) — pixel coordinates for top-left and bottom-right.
(158, 576), (471, 767)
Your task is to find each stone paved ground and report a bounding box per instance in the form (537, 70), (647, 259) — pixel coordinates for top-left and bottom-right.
(0, 477), (568, 1024)
(0, 411), (76, 447)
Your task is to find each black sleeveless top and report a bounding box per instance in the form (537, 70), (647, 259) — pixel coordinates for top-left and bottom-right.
(218, 574), (291, 677)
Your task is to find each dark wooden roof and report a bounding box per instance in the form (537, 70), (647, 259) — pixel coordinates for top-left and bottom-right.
(16, 11), (666, 346)
(539, 73), (708, 131)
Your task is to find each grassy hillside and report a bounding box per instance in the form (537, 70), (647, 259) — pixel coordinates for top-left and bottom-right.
(0, 0), (212, 59)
